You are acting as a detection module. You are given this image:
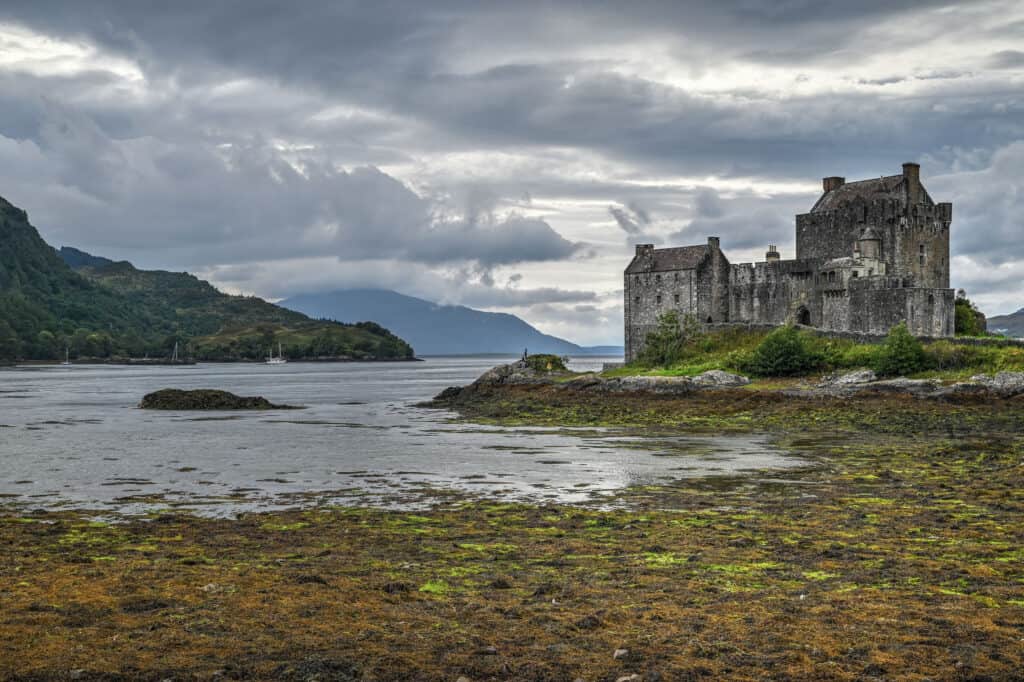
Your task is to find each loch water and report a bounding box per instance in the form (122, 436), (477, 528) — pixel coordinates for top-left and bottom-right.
(0, 357), (804, 515)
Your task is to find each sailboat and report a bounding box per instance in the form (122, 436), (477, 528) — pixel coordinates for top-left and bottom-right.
(266, 341), (287, 365)
(60, 347), (71, 366)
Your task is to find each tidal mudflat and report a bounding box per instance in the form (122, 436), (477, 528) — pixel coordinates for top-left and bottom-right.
(2, 361), (1023, 680)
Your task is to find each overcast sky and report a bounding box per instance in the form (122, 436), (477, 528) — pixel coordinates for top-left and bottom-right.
(0, 1), (1021, 345)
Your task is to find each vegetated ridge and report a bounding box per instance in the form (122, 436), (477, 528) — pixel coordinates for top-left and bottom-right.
(0, 195), (413, 362)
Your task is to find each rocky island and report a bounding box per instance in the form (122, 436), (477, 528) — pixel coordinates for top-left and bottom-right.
(139, 389), (298, 410)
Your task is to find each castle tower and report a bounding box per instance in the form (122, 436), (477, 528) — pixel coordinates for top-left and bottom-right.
(856, 227), (882, 260)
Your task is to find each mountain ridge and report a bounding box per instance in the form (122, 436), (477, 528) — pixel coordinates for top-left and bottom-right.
(0, 195), (413, 362)
(985, 309), (1024, 338)
(281, 288), (623, 356)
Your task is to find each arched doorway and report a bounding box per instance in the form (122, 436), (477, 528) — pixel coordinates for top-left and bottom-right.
(796, 307), (811, 326)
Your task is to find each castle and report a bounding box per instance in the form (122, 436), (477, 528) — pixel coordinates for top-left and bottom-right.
(624, 163), (955, 362)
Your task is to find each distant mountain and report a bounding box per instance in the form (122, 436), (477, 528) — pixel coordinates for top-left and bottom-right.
(0, 194), (413, 362)
(281, 289), (623, 356)
(986, 309), (1024, 338)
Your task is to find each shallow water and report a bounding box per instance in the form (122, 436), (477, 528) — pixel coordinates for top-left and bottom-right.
(0, 357), (805, 515)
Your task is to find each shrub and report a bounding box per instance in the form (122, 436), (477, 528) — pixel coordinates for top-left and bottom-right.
(741, 326), (825, 376)
(874, 323), (928, 376)
(525, 354), (567, 373)
(639, 312), (700, 367)
(954, 296), (987, 337)
(925, 340), (984, 371)
(836, 343), (882, 370)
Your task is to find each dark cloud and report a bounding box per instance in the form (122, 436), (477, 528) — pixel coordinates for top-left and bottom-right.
(608, 203), (650, 235)
(988, 50), (1024, 69)
(0, 0), (1020, 342)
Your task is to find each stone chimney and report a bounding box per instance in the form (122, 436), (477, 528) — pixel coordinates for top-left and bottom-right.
(707, 236), (720, 250)
(903, 162), (921, 204)
(822, 176), (845, 193)
(765, 244), (780, 263)
(634, 244), (655, 271)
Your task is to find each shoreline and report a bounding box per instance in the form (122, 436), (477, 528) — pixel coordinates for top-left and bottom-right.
(3, 415), (1022, 680)
(4, 362), (1023, 680)
(4, 356), (425, 367)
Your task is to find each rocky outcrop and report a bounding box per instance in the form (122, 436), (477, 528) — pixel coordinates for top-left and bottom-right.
(806, 370), (1024, 400)
(430, 364), (751, 403)
(818, 369), (877, 387)
(140, 389), (297, 410)
(429, 362), (1024, 408)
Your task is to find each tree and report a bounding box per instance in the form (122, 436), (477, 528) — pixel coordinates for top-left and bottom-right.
(0, 319), (21, 360)
(954, 291), (987, 336)
(874, 322), (927, 376)
(639, 311), (693, 367)
(743, 325), (824, 376)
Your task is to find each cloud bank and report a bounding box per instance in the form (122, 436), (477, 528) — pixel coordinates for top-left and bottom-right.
(0, 1), (1020, 344)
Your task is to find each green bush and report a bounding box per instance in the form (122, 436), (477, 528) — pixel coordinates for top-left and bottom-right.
(836, 343), (882, 370)
(525, 354), (567, 373)
(874, 323), (928, 376)
(954, 296), (986, 336)
(741, 326), (825, 376)
(639, 312), (697, 367)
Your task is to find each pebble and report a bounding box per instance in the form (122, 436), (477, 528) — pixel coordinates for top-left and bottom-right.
(613, 648), (629, 659)
(616, 675), (642, 682)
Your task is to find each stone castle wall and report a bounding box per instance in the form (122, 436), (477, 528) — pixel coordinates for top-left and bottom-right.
(624, 165), (955, 361)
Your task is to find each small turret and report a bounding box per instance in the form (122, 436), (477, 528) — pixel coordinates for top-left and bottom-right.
(765, 244), (780, 263)
(856, 226), (882, 260)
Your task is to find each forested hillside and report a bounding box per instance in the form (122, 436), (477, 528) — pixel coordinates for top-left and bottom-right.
(0, 196), (413, 362)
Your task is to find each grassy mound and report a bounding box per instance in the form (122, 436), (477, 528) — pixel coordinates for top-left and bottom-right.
(612, 325), (1024, 380)
(524, 354), (568, 373)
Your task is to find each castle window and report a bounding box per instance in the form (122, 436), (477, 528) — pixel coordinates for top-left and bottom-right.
(634, 296), (640, 304)
(928, 294), (935, 305)
(656, 274), (661, 282)
(674, 272), (679, 281)
(674, 294), (680, 304)
(919, 244), (925, 266)
(852, 271), (858, 278)
(656, 295), (662, 304)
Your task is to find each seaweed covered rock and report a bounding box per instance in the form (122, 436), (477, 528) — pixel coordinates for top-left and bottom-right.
(140, 389), (296, 410)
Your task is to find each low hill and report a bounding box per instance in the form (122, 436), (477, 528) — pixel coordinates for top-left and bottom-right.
(986, 309), (1024, 338)
(281, 289), (623, 356)
(0, 194), (413, 362)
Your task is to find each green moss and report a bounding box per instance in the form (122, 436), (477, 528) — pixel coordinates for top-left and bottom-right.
(418, 579), (450, 595)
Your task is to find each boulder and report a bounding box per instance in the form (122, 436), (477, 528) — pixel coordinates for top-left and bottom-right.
(861, 378), (942, 398)
(819, 369), (877, 387)
(967, 372), (1024, 397)
(691, 369), (751, 387)
(139, 389), (297, 410)
(599, 376), (698, 395)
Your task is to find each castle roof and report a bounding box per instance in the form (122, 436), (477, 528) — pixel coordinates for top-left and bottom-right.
(810, 174), (933, 213)
(625, 245), (708, 273)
